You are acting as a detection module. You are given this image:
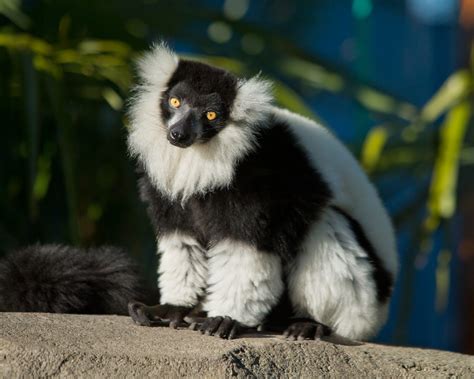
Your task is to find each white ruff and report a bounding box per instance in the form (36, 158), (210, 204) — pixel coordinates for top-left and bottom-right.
(203, 240), (284, 327)
(288, 208), (389, 340)
(127, 44), (273, 202)
(158, 232), (207, 307)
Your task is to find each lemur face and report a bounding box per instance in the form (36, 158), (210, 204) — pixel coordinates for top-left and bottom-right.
(160, 60), (238, 148)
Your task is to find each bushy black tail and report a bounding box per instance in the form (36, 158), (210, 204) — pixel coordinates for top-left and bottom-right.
(0, 244), (148, 315)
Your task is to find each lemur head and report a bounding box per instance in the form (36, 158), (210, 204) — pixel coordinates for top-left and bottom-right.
(128, 43), (273, 200)
(161, 60), (238, 148)
(129, 43), (272, 148)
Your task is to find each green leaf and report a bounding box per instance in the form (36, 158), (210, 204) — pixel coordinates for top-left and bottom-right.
(0, 32), (52, 55)
(0, 0), (30, 29)
(279, 57), (344, 92)
(420, 70), (472, 124)
(102, 87), (124, 111)
(424, 100), (471, 232)
(361, 126), (389, 173)
(78, 40), (132, 57)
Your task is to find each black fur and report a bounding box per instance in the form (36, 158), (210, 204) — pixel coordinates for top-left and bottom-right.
(0, 244), (145, 314)
(138, 118), (332, 261)
(262, 284), (294, 331)
(332, 207), (394, 303)
(160, 60), (238, 141)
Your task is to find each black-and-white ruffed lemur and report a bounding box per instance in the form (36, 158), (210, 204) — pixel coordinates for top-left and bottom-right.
(125, 44), (398, 341)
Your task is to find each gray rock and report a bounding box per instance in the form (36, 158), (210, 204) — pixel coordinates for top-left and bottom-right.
(1, 313), (473, 378)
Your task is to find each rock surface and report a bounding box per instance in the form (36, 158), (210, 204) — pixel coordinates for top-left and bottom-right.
(1, 313), (473, 378)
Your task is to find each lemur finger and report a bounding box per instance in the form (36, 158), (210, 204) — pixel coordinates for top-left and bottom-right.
(215, 316), (233, 339)
(188, 322), (199, 331)
(168, 311), (187, 329)
(199, 318), (212, 334)
(199, 317), (221, 334)
(283, 324), (297, 340)
(314, 323), (331, 339)
(184, 315), (207, 325)
(169, 319), (180, 329)
(140, 304), (171, 322)
(204, 316), (224, 336)
(228, 323), (242, 340)
(128, 302), (153, 326)
(297, 324), (316, 341)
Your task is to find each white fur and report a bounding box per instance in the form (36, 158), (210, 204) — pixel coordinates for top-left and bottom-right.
(288, 208), (389, 340)
(129, 115), (257, 203)
(136, 42), (179, 87)
(271, 107), (398, 279)
(231, 76), (273, 125)
(158, 232), (208, 307)
(203, 240), (284, 327)
(128, 45), (273, 203)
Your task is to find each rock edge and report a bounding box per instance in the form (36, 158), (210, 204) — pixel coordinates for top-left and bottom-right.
(1, 313), (473, 378)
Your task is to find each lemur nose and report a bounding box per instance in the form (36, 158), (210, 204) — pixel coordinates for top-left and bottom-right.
(170, 130), (187, 142)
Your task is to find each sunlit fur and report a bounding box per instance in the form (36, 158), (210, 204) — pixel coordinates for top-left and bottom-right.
(157, 232), (207, 307)
(203, 239), (284, 327)
(288, 208), (389, 340)
(129, 44), (398, 340)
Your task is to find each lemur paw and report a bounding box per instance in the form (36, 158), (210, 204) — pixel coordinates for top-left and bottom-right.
(187, 316), (245, 339)
(128, 301), (192, 328)
(283, 320), (331, 341)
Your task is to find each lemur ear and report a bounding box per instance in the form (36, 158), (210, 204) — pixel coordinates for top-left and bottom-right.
(231, 76), (273, 124)
(137, 42), (179, 87)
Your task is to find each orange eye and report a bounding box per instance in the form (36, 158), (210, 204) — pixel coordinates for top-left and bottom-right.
(169, 97), (181, 108)
(206, 111), (217, 121)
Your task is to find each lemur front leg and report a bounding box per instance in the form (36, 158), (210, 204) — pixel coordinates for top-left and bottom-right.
(188, 240), (284, 339)
(129, 233), (207, 328)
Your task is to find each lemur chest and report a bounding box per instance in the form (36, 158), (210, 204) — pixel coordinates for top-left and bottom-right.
(154, 188), (267, 247)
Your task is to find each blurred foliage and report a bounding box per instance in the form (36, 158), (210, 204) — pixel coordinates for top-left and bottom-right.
(0, 0), (473, 345)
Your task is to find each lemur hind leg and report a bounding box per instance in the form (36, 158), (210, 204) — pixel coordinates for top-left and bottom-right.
(288, 209), (391, 341)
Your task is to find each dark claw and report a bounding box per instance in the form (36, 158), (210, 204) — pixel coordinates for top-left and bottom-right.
(283, 320), (331, 341)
